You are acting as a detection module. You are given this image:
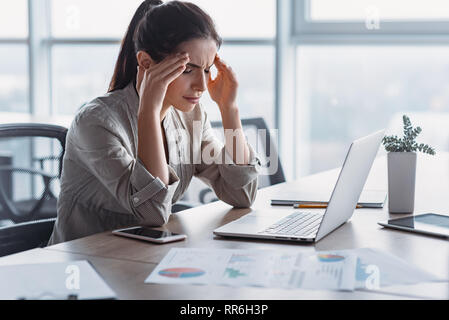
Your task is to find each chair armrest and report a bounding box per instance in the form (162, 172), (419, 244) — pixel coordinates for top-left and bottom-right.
(0, 166), (57, 223)
(0, 166), (57, 180)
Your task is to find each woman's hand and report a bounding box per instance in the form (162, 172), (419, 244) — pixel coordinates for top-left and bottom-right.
(137, 52), (190, 116)
(208, 55), (250, 165)
(207, 54), (239, 114)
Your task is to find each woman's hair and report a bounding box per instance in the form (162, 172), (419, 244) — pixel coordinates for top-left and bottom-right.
(108, 0), (222, 92)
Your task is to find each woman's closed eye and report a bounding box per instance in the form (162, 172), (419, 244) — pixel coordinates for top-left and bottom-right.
(183, 69), (210, 74)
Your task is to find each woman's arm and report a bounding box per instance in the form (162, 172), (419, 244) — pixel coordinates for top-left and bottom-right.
(137, 109), (169, 184)
(207, 54), (250, 165)
(136, 52), (190, 185)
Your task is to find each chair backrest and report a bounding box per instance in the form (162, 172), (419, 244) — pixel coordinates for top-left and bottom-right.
(0, 218), (56, 257)
(0, 123), (68, 224)
(182, 117), (285, 204)
(212, 117), (286, 188)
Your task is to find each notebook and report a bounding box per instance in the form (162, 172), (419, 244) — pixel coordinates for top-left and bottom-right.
(271, 189), (386, 208)
(0, 260), (117, 300)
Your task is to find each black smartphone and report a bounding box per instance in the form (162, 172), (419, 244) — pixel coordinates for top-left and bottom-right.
(112, 226), (187, 243)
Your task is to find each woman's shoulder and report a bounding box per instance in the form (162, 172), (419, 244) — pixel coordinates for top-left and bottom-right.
(73, 85), (135, 128)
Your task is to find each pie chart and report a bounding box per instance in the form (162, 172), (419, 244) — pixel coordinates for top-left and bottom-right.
(317, 254), (345, 263)
(158, 267), (205, 278)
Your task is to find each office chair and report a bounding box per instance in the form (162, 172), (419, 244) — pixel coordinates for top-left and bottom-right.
(182, 117), (285, 205)
(0, 218), (56, 257)
(0, 123), (67, 224)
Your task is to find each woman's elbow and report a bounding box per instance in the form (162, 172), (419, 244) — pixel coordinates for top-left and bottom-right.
(134, 202), (171, 227)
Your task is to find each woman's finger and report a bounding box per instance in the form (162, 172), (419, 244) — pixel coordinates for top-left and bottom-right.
(136, 65), (145, 93)
(152, 52), (188, 73)
(158, 55), (189, 79)
(214, 56), (228, 72)
(164, 64), (188, 84)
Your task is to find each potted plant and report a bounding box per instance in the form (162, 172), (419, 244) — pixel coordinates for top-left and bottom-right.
(382, 115), (436, 213)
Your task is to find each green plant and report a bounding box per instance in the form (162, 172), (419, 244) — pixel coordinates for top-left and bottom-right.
(382, 115), (436, 155)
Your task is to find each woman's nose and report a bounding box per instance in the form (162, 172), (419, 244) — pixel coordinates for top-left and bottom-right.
(193, 72), (207, 92)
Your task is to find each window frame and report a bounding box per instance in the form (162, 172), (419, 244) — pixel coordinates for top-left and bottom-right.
(293, 0), (449, 44)
(0, 1), (30, 114)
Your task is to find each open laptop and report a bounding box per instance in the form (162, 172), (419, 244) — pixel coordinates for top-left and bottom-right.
(214, 129), (385, 243)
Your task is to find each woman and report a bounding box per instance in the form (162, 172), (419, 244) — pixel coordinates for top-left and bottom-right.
(48, 0), (260, 245)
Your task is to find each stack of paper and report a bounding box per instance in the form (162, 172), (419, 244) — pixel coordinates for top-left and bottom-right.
(145, 248), (444, 291)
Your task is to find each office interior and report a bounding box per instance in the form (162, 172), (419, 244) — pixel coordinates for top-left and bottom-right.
(0, 0), (449, 302)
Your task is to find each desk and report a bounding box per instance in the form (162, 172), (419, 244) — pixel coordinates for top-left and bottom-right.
(1, 154), (448, 300)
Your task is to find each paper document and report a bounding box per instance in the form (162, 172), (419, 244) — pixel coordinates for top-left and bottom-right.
(145, 248), (357, 291)
(352, 248), (444, 289)
(0, 260), (117, 300)
(145, 248), (445, 292)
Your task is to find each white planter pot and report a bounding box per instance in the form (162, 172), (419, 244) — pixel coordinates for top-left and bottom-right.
(387, 152), (417, 214)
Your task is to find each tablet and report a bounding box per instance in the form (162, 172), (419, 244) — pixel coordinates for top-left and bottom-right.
(378, 213), (449, 239)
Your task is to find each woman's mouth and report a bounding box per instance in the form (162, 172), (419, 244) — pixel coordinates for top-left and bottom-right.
(183, 96), (200, 104)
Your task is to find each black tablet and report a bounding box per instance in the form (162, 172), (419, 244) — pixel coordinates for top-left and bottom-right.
(378, 213), (449, 239)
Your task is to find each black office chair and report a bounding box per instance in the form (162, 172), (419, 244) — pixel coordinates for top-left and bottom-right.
(0, 123), (67, 256)
(181, 117), (285, 205)
(0, 218), (56, 257)
(0, 123), (67, 224)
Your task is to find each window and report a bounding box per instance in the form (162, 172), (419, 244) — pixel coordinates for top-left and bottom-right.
(52, 45), (120, 115)
(309, 0), (449, 21)
(189, 0), (276, 39)
(296, 45), (449, 175)
(292, 1), (449, 177)
(49, 0), (276, 119)
(295, 0), (449, 36)
(0, 1), (29, 113)
(1, 0), (277, 185)
(200, 45), (275, 128)
(0, 46), (29, 113)
(0, 0), (28, 38)
(51, 0), (143, 38)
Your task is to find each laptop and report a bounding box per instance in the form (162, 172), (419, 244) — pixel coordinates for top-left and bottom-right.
(213, 129), (385, 243)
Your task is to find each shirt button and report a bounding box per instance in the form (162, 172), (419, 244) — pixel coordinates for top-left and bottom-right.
(133, 197), (139, 203)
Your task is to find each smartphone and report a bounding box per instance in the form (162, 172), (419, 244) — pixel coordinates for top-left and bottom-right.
(112, 226), (187, 243)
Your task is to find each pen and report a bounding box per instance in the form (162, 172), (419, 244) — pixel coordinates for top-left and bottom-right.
(293, 204), (363, 209)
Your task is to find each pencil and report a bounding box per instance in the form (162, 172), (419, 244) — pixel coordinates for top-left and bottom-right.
(293, 204), (363, 209)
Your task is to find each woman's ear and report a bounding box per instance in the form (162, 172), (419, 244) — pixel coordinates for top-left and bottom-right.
(136, 51), (154, 69)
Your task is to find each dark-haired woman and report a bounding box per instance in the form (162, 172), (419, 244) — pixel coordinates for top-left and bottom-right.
(48, 0), (260, 245)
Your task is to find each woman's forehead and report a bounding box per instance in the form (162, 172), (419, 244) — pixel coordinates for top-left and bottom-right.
(176, 38), (217, 67)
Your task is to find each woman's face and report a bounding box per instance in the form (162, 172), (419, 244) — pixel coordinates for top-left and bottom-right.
(164, 38), (218, 112)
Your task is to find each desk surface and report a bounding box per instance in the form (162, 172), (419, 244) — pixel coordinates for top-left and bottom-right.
(1, 153), (448, 299)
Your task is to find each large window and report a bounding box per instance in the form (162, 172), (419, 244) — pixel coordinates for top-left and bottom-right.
(296, 46), (449, 174)
(49, 0), (275, 120)
(51, 0), (143, 38)
(0, 0), (275, 127)
(0, 0), (28, 37)
(295, 0), (449, 36)
(52, 45), (120, 115)
(309, 0), (449, 21)
(293, 0), (449, 177)
(0, 0), (28, 113)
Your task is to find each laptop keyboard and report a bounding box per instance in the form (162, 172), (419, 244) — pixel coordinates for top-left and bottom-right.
(260, 212), (323, 238)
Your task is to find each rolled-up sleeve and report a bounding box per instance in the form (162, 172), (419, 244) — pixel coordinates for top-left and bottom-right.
(72, 112), (179, 226)
(194, 109), (261, 208)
